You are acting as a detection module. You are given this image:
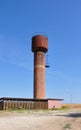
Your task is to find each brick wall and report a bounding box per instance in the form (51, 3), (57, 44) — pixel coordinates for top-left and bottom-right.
(48, 100), (61, 109)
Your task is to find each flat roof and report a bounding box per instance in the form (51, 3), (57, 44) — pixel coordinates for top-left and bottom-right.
(0, 97), (64, 101)
(0, 97), (47, 101)
(47, 98), (64, 101)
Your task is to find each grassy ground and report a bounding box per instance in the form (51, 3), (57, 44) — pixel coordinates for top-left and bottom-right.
(62, 104), (81, 109)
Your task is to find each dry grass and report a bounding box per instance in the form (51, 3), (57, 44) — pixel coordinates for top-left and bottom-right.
(62, 104), (81, 109)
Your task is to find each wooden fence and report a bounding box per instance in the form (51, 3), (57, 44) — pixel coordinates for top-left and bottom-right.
(0, 98), (48, 110)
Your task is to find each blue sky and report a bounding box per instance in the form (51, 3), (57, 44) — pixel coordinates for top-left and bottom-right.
(0, 0), (81, 103)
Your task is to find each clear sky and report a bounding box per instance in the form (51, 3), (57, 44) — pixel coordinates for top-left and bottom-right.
(0, 0), (81, 103)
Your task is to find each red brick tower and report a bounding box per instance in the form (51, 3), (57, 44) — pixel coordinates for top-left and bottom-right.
(32, 35), (48, 99)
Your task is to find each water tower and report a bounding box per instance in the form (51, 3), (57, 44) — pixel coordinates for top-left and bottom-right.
(32, 35), (48, 99)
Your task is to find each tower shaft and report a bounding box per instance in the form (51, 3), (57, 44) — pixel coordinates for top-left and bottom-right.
(34, 52), (45, 99)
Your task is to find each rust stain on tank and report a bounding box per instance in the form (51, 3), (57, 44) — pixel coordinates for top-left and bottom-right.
(32, 35), (48, 52)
